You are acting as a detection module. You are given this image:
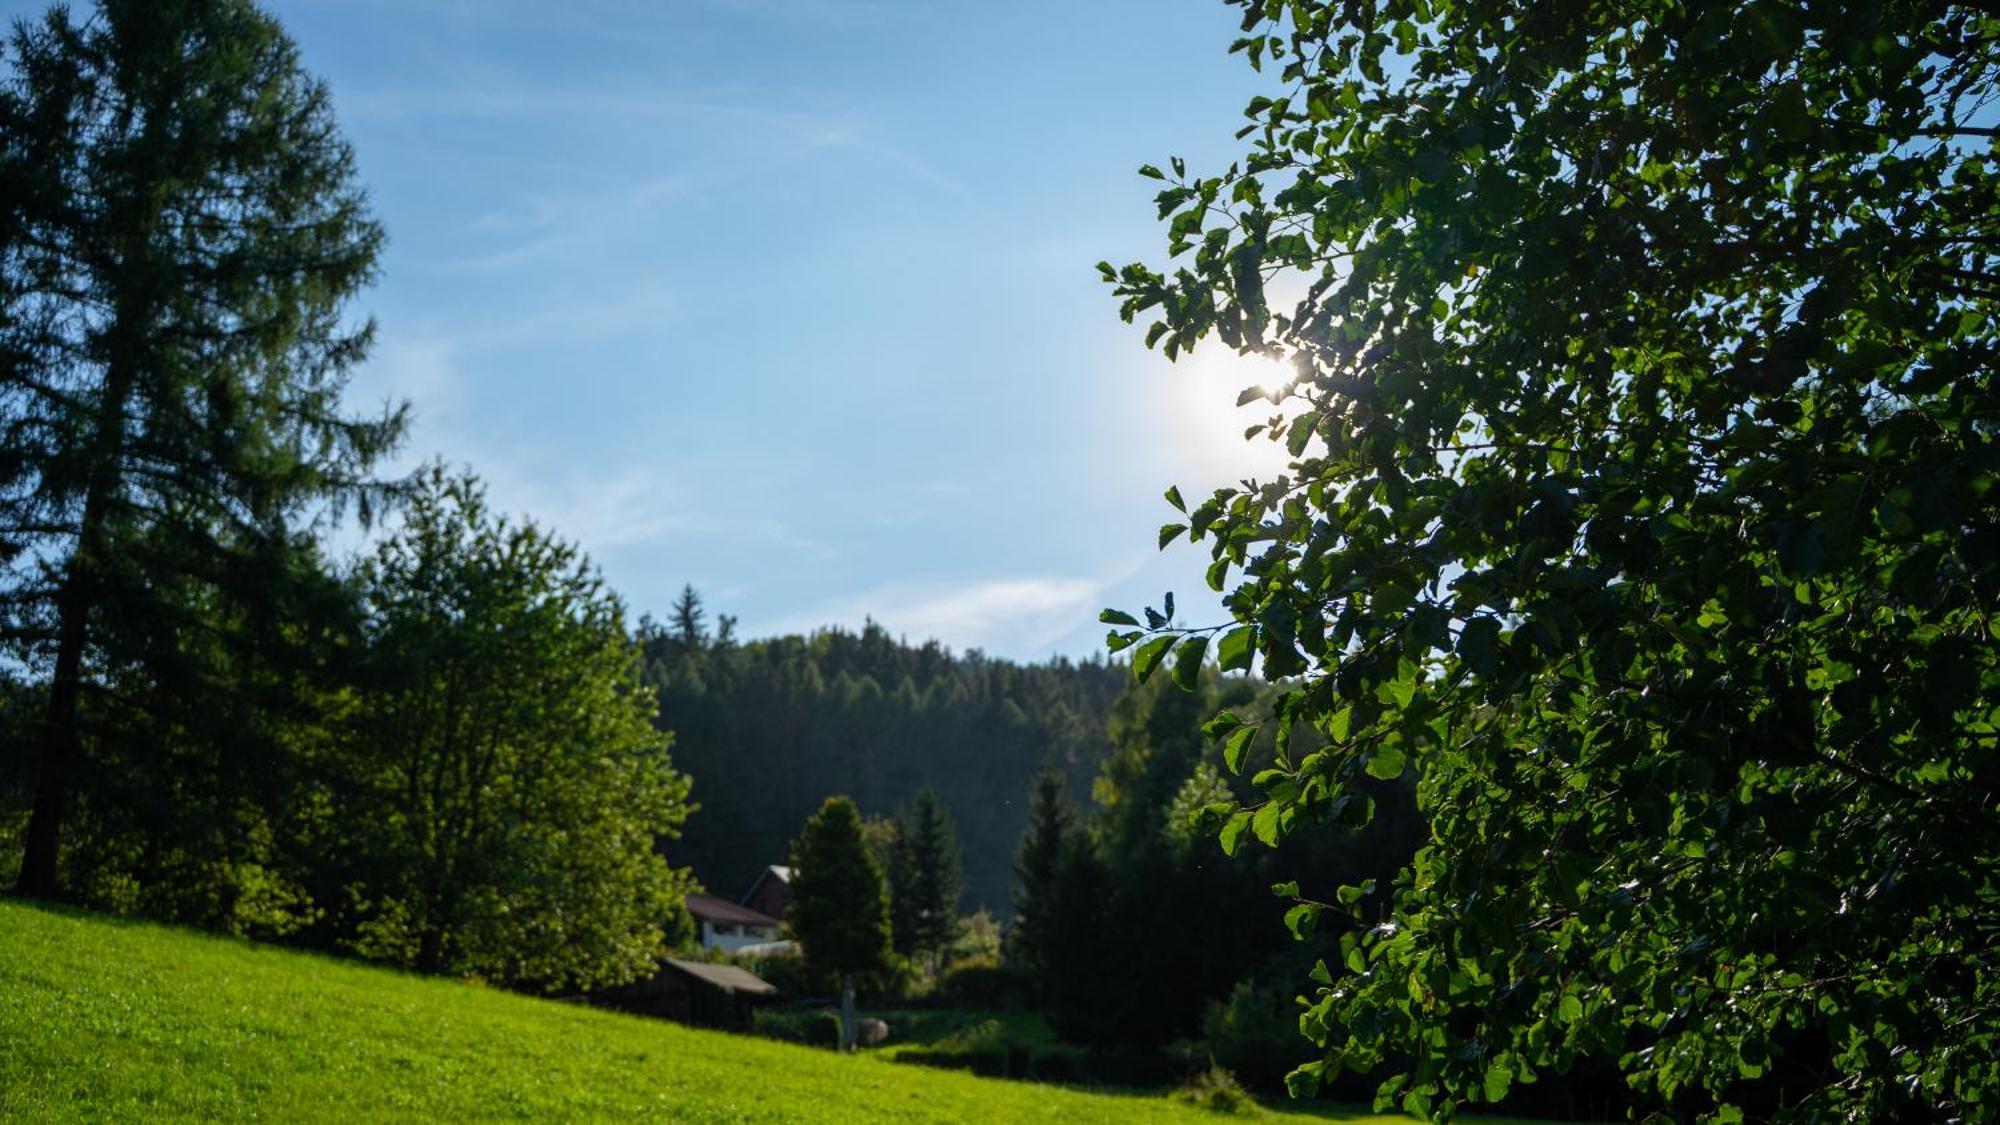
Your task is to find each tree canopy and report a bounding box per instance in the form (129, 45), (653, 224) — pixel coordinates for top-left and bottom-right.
(326, 470), (696, 990)
(1107, 0), (2000, 1119)
(1, 0), (404, 897)
(788, 795), (893, 984)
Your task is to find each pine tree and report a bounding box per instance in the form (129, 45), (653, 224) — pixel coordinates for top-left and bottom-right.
(887, 786), (963, 970)
(1, 0), (404, 897)
(669, 584), (707, 650)
(1006, 769), (1075, 984)
(787, 795), (891, 1051)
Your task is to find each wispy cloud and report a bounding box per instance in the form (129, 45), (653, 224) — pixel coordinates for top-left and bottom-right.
(344, 332), (811, 562)
(768, 576), (1105, 657)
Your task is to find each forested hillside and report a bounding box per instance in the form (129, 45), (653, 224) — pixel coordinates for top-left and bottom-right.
(636, 594), (1127, 911)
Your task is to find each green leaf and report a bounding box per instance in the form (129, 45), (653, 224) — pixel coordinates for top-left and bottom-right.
(1365, 744), (1405, 780)
(1224, 725), (1257, 773)
(1138, 163), (1166, 180)
(1327, 704), (1352, 741)
(1206, 557), (1231, 592)
(1284, 902), (1321, 939)
(1132, 634), (1174, 682)
(1558, 995), (1583, 1024)
(1457, 616), (1500, 677)
(1164, 485), (1186, 512)
(1271, 880), (1299, 898)
(1286, 411), (1317, 456)
(1483, 1061), (1512, 1103)
(1099, 608), (1140, 626)
(1202, 710), (1245, 739)
(1285, 1066), (1321, 1100)
(1251, 801), (1282, 847)
(1159, 522), (1187, 549)
(1219, 810), (1252, 856)
(1216, 625), (1254, 672)
(1171, 633), (1209, 690)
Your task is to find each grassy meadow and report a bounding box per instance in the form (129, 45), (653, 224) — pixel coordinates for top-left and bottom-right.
(1, 899), (1430, 1123)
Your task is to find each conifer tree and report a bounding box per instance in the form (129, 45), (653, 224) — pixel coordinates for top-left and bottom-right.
(887, 786), (963, 969)
(1, 0), (403, 897)
(787, 795), (891, 1051)
(1006, 769), (1075, 983)
(669, 584), (707, 650)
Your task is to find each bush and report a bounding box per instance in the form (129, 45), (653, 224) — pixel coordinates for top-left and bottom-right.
(1202, 979), (1309, 1091)
(933, 954), (1021, 1009)
(1026, 1042), (1089, 1083)
(890, 1016), (1019, 1076)
(743, 950), (810, 997)
(749, 1006), (843, 1049)
(805, 1008), (843, 1048)
(947, 910), (1002, 963)
(1172, 1065), (1258, 1116)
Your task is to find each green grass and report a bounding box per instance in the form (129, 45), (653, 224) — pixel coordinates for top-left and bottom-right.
(0, 899), (1421, 1123)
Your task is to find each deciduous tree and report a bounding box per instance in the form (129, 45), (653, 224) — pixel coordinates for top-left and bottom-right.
(1108, 1), (2000, 1118)
(333, 469), (694, 991)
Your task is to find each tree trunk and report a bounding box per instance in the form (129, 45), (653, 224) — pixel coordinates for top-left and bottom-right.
(13, 588), (89, 898)
(13, 200), (155, 897)
(839, 973), (857, 1052)
(13, 358), (137, 898)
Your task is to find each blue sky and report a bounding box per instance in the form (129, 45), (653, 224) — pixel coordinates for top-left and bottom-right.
(40, 0), (1304, 659)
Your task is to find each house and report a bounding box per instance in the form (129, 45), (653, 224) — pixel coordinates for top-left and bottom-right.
(741, 864), (793, 921)
(686, 892), (781, 952)
(592, 957), (780, 1032)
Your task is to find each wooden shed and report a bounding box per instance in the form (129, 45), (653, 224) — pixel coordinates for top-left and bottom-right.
(592, 957), (781, 1032)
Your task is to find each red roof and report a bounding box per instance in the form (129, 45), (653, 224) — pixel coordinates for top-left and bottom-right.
(685, 893), (781, 928)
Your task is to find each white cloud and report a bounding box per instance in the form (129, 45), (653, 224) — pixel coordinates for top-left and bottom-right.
(768, 576), (1105, 658)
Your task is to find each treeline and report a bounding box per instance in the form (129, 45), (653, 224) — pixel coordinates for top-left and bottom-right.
(742, 654), (1427, 1089)
(637, 600), (1128, 911)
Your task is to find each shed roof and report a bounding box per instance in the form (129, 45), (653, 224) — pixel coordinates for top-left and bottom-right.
(663, 957), (780, 997)
(685, 892), (781, 928)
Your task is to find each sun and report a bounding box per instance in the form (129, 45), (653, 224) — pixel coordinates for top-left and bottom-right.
(1168, 346), (1299, 484)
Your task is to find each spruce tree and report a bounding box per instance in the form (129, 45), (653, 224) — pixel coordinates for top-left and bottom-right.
(669, 584), (707, 650)
(887, 785), (963, 970)
(787, 795), (891, 1051)
(1006, 769), (1074, 984)
(1, 0), (403, 897)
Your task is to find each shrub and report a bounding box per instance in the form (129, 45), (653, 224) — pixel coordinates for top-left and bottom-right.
(1202, 979), (1308, 1091)
(749, 1005), (843, 1049)
(934, 954), (1020, 1009)
(805, 1008), (844, 1049)
(1171, 1065), (1259, 1116)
